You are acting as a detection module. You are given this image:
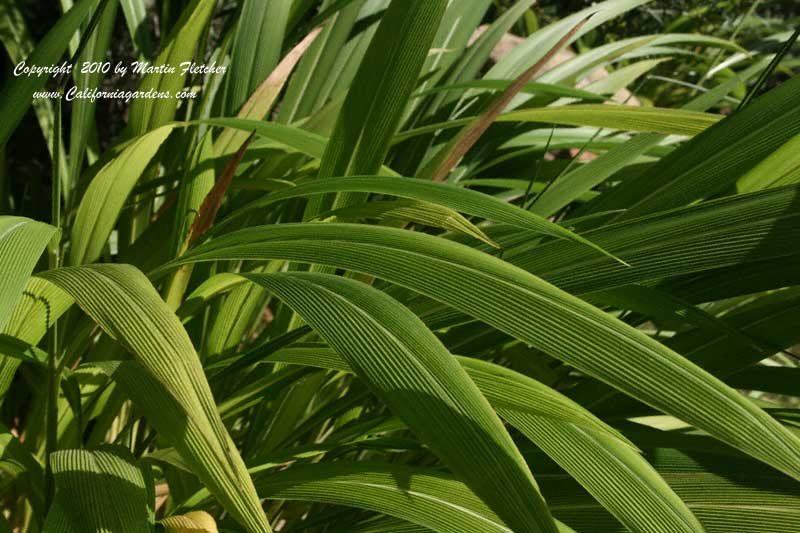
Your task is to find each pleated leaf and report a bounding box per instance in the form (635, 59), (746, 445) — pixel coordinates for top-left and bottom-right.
(266, 344), (624, 441)
(69, 126), (173, 265)
(39, 265), (270, 532)
(221, 175), (619, 261)
(265, 344), (704, 532)
(511, 184), (800, 295)
(1, 277), (72, 399)
(608, 74), (800, 219)
(43, 446), (152, 533)
(128, 0), (215, 134)
(242, 272), (558, 533)
(500, 413), (703, 532)
(191, 461), (516, 533)
(158, 223), (800, 479)
(396, 105), (720, 143)
(0, 217), (57, 331)
(318, 0), (448, 179)
(161, 511), (217, 533)
(536, 451), (800, 533)
(214, 25), (323, 157)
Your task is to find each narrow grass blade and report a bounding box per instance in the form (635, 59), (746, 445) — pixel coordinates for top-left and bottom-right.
(397, 105), (720, 144)
(215, 25), (324, 157)
(420, 17), (590, 182)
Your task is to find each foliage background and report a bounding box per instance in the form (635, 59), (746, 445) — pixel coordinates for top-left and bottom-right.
(1, 0), (799, 532)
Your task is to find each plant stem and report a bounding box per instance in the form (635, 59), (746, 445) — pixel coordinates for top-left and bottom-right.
(44, 91), (62, 510)
(738, 25), (800, 110)
(43, 0), (112, 508)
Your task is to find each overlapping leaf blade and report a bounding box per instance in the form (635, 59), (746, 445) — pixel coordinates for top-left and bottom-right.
(0, 0), (97, 146)
(242, 272), (557, 533)
(158, 223), (800, 479)
(69, 126), (173, 265)
(39, 265), (270, 532)
(266, 344), (705, 532)
(0, 217), (57, 331)
(43, 446), (152, 533)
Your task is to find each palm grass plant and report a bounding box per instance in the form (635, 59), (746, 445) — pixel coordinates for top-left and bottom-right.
(1, 0), (799, 531)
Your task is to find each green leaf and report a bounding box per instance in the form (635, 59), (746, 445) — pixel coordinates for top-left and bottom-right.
(68, 0), (117, 188)
(0, 217), (57, 331)
(415, 79), (608, 102)
(247, 461), (515, 533)
(277, 0), (374, 124)
(157, 223), (800, 479)
(222, 0), (291, 116)
(322, 199), (500, 248)
(39, 265), (270, 532)
(119, 0), (153, 59)
(160, 511), (217, 532)
(579, 58), (669, 96)
(171, 131), (215, 257)
(396, 105), (720, 143)
(0, 0), (97, 147)
(128, 0), (215, 134)
(198, 117), (404, 177)
(266, 345), (704, 532)
(534, 448), (800, 533)
(419, 17), (591, 182)
(511, 184), (800, 295)
(188, 460), (578, 533)
(320, 0), (448, 177)
(200, 118), (327, 159)
(266, 345), (624, 441)
(0, 423), (44, 516)
(607, 74), (800, 220)
(219, 175), (621, 263)
(414, 0), (493, 98)
(486, 0), (650, 82)
(242, 272), (558, 533)
(501, 414), (703, 532)
(314, 0), (448, 214)
(163, 130), (215, 309)
(0, 277), (72, 400)
(43, 446), (152, 533)
(423, 0), (533, 116)
(737, 132), (800, 193)
(533, 34), (739, 89)
(69, 126), (173, 265)
(0, 334), (47, 366)
(0, 0), (70, 196)
(214, 25), (323, 157)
